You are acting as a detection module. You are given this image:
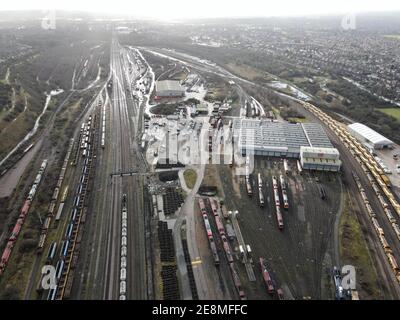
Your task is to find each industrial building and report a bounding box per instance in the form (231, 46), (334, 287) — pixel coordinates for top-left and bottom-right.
(347, 123), (394, 150)
(195, 102), (209, 115)
(155, 80), (185, 98)
(300, 147), (341, 172)
(184, 74), (198, 87)
(233, 118), (341, 171)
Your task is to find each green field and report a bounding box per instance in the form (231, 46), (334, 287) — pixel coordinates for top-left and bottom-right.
(225, 62), (266, 81)
(379, 108), (400, 121)
(384, 35), (400, 40)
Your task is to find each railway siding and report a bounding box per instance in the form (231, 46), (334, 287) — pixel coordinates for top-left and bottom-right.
(301, 101), (400, 284)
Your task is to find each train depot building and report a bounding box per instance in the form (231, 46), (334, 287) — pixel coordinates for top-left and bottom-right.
(347, 122), (395, 150)
(233, 118), (341, 172)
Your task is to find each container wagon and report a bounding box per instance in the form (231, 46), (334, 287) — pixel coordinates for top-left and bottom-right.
(47, 242), (57, 263)
(47, 287), (58, 300)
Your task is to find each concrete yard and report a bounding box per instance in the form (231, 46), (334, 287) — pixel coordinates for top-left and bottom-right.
(375, 145), (400, 189)
(216, 157), (343, 299)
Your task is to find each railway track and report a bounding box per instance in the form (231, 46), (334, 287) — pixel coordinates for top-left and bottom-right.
(54, 113), (100, 299)
(102, 36), (147, 300)
(301, 101), (400, 284)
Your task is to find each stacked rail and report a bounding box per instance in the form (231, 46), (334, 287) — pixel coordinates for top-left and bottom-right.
(181, 239), (199, 299)
(157, 221), (180, 299)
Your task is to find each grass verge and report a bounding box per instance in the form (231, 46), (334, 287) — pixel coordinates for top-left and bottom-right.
(339, 192), (383, 299)
(183, 169), (197, 189)
(378, 108), (400, 121)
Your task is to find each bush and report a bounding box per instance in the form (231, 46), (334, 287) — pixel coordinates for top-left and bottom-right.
(186, 98), (200, 105)
(0, 286), (20, 300)
(19, 239), (37, 253)
(22, 229), (35, 239)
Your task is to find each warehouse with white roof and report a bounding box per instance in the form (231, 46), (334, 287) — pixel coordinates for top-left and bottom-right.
(347, 123), (394, 150)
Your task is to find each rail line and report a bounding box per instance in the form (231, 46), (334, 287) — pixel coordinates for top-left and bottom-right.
(51, 112), (100, 300)
(198, 198), (246, 300)
(37, 139), (75, 252)
(0, 159), (48, 275)
(301, 101), (400, 283)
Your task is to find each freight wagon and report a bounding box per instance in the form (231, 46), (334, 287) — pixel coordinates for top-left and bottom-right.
(260, 257), (275, 293)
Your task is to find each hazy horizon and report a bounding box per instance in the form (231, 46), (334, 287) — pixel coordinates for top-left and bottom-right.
(0, 0), (400, 20)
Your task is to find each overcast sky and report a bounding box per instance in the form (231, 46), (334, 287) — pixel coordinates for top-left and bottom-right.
(1, 0), (400, 19)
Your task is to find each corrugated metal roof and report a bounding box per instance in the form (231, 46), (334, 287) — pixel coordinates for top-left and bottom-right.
(302, 123), (334, 148)
(233, 118), (334, 152)
(348, 123), (394, 145)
